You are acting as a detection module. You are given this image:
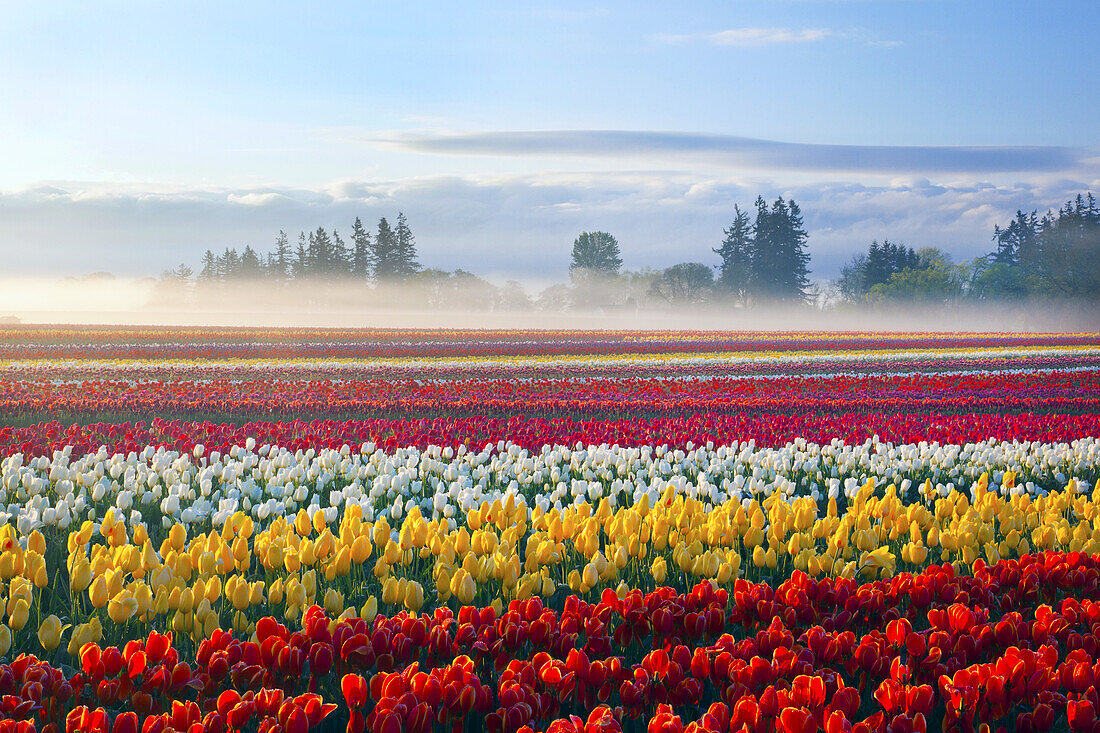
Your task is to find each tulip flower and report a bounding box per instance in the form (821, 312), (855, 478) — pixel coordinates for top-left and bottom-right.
(37, 614), (70, 651)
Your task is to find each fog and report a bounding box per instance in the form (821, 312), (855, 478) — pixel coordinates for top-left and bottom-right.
(0, 276), (1096, 332)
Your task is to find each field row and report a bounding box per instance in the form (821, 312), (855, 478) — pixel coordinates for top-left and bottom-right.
(0, 371), (1095, 426)
(7, 552), (1100, 733)
(2, 328), (1096, 359)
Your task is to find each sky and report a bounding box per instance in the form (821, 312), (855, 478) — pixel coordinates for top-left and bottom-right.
(1, 0), (1098, 283)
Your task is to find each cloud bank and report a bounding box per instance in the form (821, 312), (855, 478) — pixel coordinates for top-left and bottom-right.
(380, 130), (1093, 175)
(2, 173), (1095, 282)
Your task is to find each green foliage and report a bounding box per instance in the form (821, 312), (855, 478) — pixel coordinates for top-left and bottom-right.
(713, 196), (812, 305)
(833, 192), (1099, 305)
(569, 231), (623, 280)
(649, 262), (715, 305)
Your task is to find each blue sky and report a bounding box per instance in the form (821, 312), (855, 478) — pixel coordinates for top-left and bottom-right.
(1, 0), (1098, 280)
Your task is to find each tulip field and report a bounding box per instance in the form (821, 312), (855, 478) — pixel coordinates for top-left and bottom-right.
(3, 327), (1100, 733)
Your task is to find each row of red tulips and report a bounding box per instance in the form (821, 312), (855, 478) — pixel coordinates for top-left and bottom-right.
(3, 371), (1096, 422)
(7, 552), (1100, 732)
(1, 327), (1095, 359)
(3, 412), (1099, 457)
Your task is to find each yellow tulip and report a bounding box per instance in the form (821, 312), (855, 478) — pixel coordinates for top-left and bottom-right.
(360, 596), (378, 623)
(9, 599), (30, 631)
(37, 614), (69, 651)
(231, 579), (250, 610)
(108, 594), (139, 624)
(324, 588), (344, 615)
(582, 562), (598, 591)
(351, 536), (372, 564)
(403, 581), (425, 613)
(651, 556), (667, 584)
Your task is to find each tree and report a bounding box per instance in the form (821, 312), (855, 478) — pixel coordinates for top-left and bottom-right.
(373, 217), (400, 281)
(832, 240), (918, 303)
(271, 231), (291, 280)
(777, 198), (812, 302)
(240, 246), (262, 278)
(199, 250), (219, 283)
(967, 257), (1028, 300)
(714, 205), (754, 304)
(350, 217), (373, 279)
(749, 197), (812, 303)
(834, 254), (867, 303)
(649, 263), (715, 305)
(332, 229), (351, 274)
(536, 284), (573, 312)
(869, 248), (964, 304)
(450, 269), (494, 310)
(220, 248), (242, 279)
(308, 227), (335, 276)
(394, 212), (420, 278)
(569, 231), (622, 281)
(292, 232), (309, 278)
(160, 263), (193, 282)
(498, 280), (533, 311)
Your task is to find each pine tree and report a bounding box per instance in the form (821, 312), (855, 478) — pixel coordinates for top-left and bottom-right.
(373, 217), (399, 281)
(866, 241), (885, 288)
(292, 232), (309, 278)
(350, 217), (374, 279)
(199, 250), (219, 282)
(394, 212), (420, 278)
(332, 229), (350, 275)
(714, 205), (754, 304)
(748, 197), (774, 298)
(749, 197), (810, 302)
(310, 227), (334, 275)
(272, 231), (291, 279)
(241, 246), (262, 278)
(783, 199), (812, 301)
(218, 249), (231, 279)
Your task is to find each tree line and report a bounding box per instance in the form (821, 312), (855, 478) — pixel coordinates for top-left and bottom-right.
(833, 193), (1100, 305)
(182, 214), (420, 284)
(157, 192), (1098, 311)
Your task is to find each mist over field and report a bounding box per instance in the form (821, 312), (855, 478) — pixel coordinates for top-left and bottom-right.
(0, 275), (1096, 331)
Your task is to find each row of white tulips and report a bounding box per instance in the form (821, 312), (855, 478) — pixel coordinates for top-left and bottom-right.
(1, 436), (1098, 544)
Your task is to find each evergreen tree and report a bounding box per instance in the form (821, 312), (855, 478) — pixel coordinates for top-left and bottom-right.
(373, 217), (399, 281)
(782, 199), (812, 301)
(272, 231), (291, 279)
(350, 217), (374, 279)
(220, 248), (242, 279)
(241, 246), (262, 278)
(393, 212), (420, 278)
(748, 197), (775, 298)
(309, 227), (335, 275)
(748, 197), (810, 302)
(292, 232), (309, 278)
(713, 205), (754, 304)
(332, 229), (350, 274)
(199, 250), (219, 282)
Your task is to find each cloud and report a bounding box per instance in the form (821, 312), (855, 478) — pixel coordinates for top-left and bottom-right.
(380, 130), (1094, 175)
(1, 174), (1095, 281)
(659, 28), (831, 47)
